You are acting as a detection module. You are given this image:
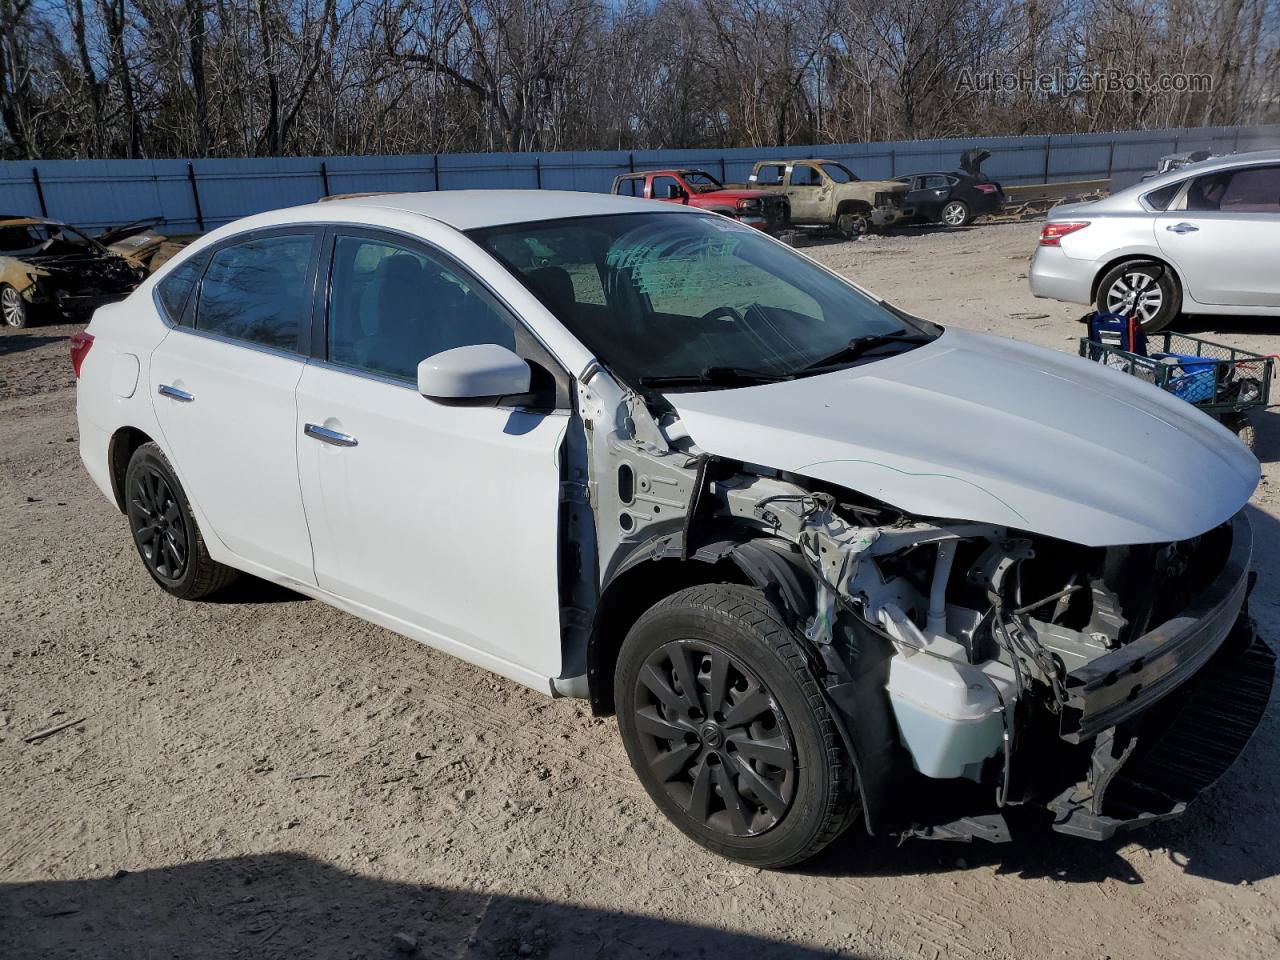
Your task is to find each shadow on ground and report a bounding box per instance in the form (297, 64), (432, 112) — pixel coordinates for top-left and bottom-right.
(0, 853), (859, 960)
(0, 333), (63, 357)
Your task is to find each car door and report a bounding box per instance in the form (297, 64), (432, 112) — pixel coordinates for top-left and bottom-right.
(1156, 164), (1280, 307)
(294, 228), (569, 680)
(149, 228), (320, 584)
(910, 175), (952, 220)
(786, 164), (828, 223)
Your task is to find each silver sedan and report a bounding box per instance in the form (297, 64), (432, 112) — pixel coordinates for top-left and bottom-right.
(1029, 149), (1280, 331)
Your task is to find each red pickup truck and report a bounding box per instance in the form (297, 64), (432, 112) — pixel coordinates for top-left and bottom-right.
(611, 169), (790, 233)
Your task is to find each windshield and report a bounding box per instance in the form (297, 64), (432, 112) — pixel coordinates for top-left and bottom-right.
(0, 222), (103, 256)
(684, 171), (724, 193)
(821, 163), (857, 183)
(470, 212), (932, 389)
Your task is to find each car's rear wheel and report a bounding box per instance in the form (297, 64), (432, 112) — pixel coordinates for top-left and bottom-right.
(124, 442), (238, 599)
(941, 200), (970, 227)
(615, 583), (858, 868)
(1, 283), (30, 328)
(1097, 260), (1181, 332)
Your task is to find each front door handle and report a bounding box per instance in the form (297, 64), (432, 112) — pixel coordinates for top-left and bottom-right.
(1166, 222), (1199, 234)
(304, 423), (358, 448)
(157, 384), (194, 402)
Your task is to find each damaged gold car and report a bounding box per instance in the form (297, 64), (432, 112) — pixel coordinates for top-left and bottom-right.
(0, 215), (151, 327)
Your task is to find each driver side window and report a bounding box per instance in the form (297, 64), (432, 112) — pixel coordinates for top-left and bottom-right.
(326, 234), (515, 383)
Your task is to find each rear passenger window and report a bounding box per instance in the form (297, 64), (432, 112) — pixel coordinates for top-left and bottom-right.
(195, 233), (314, 351)
(155, 253), (207, 324)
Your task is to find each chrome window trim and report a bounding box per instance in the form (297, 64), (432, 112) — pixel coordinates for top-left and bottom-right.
(163, 318), (308, 364)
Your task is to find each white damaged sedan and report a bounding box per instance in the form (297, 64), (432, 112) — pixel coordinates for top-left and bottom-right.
(74, 191), (1272, 867)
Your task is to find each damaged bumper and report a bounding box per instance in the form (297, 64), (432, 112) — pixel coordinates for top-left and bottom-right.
(1047, 512), (1273, 840)
(1060, 511), (1254, 743)
(1049, 618), (1273, 840)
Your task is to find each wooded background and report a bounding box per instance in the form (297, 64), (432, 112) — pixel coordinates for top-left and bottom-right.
(2, 0), (1278, 161)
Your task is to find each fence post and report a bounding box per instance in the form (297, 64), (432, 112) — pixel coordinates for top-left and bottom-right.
(889, 149), (895, 176)
(1106, 141), (1114, 181)
(433, 155), (441, 192)
(719, 156), (727, 182)
(535, 156), (543, 189)
(628, 152), (635, 173)
(319, 161), (330, 197)
(31, 167), (48, 217)
(186, 162), (205, 232)
(1042, 136), (1051, 183)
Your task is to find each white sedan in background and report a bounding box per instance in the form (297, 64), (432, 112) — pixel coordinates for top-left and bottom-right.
(73, 191), (1267, 868)
(1030, 149), (1280, 331)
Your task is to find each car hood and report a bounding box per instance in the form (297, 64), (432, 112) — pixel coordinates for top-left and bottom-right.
(666, 328), (1258, 547)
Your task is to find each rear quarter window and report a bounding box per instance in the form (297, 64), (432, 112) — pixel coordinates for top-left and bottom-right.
(155, 253), (207, 324)
(1143, 180), (1183, 211)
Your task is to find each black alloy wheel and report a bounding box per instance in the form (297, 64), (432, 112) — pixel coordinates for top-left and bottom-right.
(615, 584), (858, 867)
(124, 442), (238, 599)
(632, 638), (797, 837)
(128, 465), (189, 583)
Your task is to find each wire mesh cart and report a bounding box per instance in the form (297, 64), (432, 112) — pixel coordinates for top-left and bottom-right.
(1080, 317), (1274, 451)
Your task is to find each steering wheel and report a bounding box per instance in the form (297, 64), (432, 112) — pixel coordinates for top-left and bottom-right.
(700, 305), (743, 323)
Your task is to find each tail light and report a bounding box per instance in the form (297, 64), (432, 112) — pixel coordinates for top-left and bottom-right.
(69, 331), (94, 378)
(974, 183), (998, 195)
(1039, 221), (1090, 246)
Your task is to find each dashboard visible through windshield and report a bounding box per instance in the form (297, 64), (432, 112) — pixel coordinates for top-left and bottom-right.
(470, 212), (935, 390)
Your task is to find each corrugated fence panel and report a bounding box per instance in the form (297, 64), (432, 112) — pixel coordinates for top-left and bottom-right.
(3, 124), (1277, 234)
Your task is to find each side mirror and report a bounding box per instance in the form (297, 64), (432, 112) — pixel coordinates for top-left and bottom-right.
(417, 343), (530, 404)
(664, 184), (685, 200)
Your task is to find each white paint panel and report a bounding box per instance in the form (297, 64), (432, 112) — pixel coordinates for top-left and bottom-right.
(670, 328), (1258, 547)
(295, 364), (567, 679)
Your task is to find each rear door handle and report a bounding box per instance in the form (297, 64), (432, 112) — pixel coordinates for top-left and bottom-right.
(157, 384), (194, 402)
(1166, 222), (1199, 234)
(304, 423), (358, 448)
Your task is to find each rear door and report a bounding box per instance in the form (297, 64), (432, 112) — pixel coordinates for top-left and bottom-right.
(149, 228), (320, 583)
(293, 227), (569, 680)
(1156, 164), (1280, 307)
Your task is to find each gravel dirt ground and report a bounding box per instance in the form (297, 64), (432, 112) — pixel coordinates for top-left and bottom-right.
(2, 220), (1279, 960)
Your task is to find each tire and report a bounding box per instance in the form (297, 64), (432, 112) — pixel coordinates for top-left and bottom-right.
(1096, 260), (1181, 333)
(836, 211), (869, 240)
(1, 283), (30, 328)
(124, 442), (239, 600)
(940, 200), (970, 227)
(615, 583), (858, 868)
(1222, 413), (1257, 452)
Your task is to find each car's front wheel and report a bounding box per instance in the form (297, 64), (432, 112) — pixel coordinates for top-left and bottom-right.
(1, 283), (30, 328)
(615, 583), (858, 867)
(1096, 260), (1181, 332)
(124, 442), (239, 599)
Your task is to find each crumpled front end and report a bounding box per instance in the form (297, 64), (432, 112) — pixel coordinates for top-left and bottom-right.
(12, 255), (143, 318)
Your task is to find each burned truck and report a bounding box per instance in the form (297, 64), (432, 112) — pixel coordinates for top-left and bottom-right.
(0, 216), (149, 327)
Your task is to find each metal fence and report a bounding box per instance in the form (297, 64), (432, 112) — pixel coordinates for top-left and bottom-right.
(3, 124), (1278, 235)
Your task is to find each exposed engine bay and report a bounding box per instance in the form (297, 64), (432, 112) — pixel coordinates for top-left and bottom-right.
(572, 371), (1273, 843)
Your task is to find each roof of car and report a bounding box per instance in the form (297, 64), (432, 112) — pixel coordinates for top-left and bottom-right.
(301, 189), (693, 230)
(1131, 148), (1280, 192)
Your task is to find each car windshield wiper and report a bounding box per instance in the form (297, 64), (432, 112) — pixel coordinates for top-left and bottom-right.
(638, 365), (793, 389)
(800, 330), (936, 372)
